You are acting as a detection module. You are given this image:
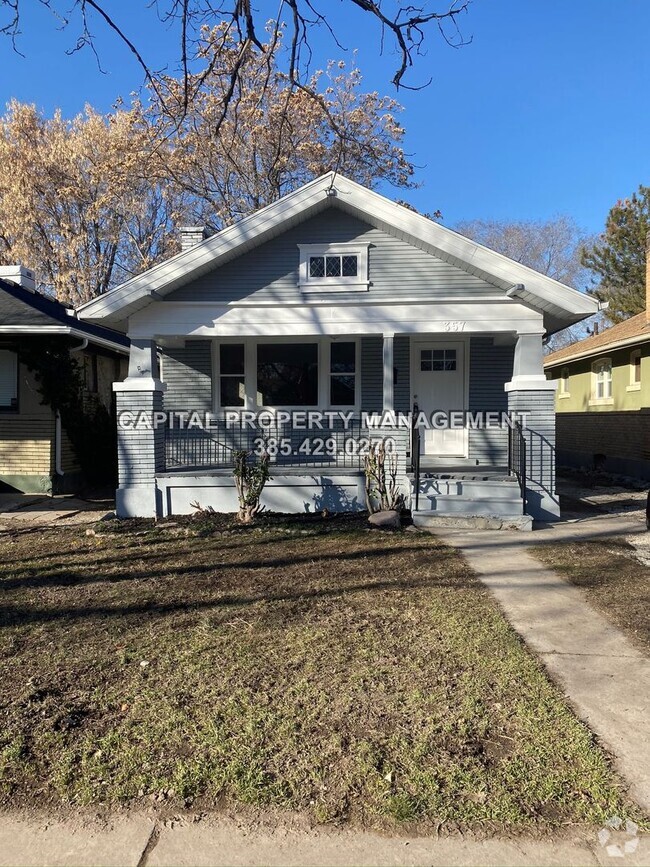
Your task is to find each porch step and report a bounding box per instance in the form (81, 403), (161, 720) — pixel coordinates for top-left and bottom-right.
(422, 495), (524, 517)
(414, 478), (521, 500)
(412, 511), (533, 532)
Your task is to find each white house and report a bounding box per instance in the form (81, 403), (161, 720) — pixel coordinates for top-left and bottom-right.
(77, 173), (600, 524)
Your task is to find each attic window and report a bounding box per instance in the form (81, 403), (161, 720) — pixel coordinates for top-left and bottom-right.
(299, 244), (369, 292)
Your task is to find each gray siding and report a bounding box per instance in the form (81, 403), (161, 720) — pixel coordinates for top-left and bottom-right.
(168, 209), (497, 305)
(468, 336), (513, 466)
(361, 336), (383, 412)
(162, 341), (212, 412)
(394, 336), (411, 413)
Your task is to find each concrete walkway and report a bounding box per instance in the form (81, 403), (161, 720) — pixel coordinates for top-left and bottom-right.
(0, 493), (113, 530)
(0, 812), (648, 867)
(435, 510), (650, 817)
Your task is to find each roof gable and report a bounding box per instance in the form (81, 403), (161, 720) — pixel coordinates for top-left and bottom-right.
(77, 172), (601, 332)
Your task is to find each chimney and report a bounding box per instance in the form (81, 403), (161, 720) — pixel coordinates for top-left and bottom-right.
(646, 229), (650, 322)
(593, 322), (599, 336)
(180, 226), (208, 253)
(0, 265), (36, 291)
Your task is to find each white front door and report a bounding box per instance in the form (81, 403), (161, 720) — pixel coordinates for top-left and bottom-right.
(412, 341), (467, 457)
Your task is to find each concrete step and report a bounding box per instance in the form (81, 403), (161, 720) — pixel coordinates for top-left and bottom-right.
(424, 496), (525, 517)
(412, 511), (533, 531)
(414, 478), (521, 499)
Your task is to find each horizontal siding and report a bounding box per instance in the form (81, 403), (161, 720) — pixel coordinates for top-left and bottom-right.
(469, 337), (513, 411)
(0, 416), (53, 474)
(169, 209), (497, 305)
(361, 336), (383, 412)
(162, 341), (213, 413)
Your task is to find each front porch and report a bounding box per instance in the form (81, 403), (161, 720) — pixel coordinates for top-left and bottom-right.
(114, 328), (557, 523)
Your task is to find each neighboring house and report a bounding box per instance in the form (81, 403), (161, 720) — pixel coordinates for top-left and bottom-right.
(545, 247), (650, 478)
(77, 173), (600, 523)
(0, 267), (129, 494)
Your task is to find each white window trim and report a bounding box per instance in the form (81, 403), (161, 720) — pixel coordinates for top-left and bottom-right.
(627, 349), (642, 392)
(298, 243), (369, 293)
(589, 357), (613, 406)
(558, 367), (571, 399)
(213, 337), (360, 412)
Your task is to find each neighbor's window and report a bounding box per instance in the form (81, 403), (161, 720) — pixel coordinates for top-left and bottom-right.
(421, 348), (457, 372)
(630, 350), (642, 386)
(592, 358), (612, 401)
(330, 341), (356, 406)
(257, 343), (318, 406)
(559, 367), (570, 396)
(0, 349), (18, 410)
(219, 343), (245, 407)
(299, 244), (368, 292)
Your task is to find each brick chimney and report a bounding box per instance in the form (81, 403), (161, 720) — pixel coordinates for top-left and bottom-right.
(0, 265), (36, 291)
(180, 226), (208, 253)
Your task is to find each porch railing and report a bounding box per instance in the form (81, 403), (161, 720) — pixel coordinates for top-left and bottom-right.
(164, 417), (367, 471)
(508, 420), (527, 513)
(410, 402), (421, 511)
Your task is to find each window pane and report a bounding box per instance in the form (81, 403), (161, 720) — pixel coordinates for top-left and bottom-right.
(341, 255), (358, 277)
(220, 343), (244, 375)
(0, 349), (18, 408)
(309, 256), (325, 278)
(257, 343), (318, 406)
(634, 356), (641, 383)
(331, 341), (355, 373)
(220, 376), (245, 407)
(331, 375), (355, 406)
(326, 256), (341, 277)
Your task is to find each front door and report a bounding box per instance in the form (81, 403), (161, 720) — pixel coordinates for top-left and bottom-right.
(412, 341), (467, 457)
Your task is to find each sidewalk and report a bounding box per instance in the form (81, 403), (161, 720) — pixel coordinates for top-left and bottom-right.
(435, 510), (650, 816)
(1, 812), (648, 867)
(0, 493), (112, 530)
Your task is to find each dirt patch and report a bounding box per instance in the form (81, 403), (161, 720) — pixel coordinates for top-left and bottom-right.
(531, 537), (650, 655)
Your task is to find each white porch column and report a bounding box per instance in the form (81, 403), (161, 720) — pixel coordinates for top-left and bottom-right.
(382, 333), (394, 411)
(505, 332), (558, 521)
(114, 338), (166, 519)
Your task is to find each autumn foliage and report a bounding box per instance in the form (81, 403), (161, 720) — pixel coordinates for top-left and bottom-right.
(0, 31), (413, 304)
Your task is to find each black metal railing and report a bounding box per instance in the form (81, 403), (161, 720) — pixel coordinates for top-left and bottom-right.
(410, 401), (421, 511)
(165, 417), (367, 471)
(508, 420), (527, 513)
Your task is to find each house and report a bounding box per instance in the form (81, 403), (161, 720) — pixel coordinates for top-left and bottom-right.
(0, 266), (129, 494)
(77, 173), (600, 523)
(544, 237), (650, 479)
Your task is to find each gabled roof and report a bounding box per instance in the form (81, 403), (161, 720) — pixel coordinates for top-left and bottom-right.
(77, 172), (601, 334)
(544, 312), (650, 368)
(0, 278), (129, 353)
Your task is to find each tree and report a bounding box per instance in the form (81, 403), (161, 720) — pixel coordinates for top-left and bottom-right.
(581, 185), (650, 323)
(0, 38), (414, 301)
(455, 215), (596, 350)
(0, 100), (183, 304)
(455, 215), (591, 288)
(0, 1), (472, 122)
(150, 29), (413, 229)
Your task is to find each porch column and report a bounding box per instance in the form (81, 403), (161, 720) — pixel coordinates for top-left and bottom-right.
(113, 338), (166, 519)
(382, 333), (394, 411)
(505, 332), (558, 521)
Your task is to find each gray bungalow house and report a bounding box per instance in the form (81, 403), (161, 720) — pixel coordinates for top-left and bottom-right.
(77, 173), (600, 523)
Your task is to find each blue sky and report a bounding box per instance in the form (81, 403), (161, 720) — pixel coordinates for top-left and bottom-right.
(3, 0), (649, 233)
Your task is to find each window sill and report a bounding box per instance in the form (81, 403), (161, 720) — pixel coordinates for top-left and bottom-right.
(299, 281), (370, 294)
(558, 392), (571, 400)
(588, 398), (614, 406)
(626, 384), (641, 392)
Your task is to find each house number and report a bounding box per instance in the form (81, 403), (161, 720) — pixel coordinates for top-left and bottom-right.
(442, 320), (466, 332)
